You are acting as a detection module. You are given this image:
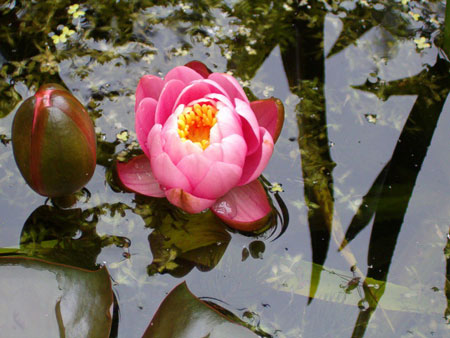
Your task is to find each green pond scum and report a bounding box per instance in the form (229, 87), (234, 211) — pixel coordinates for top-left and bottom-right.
(1, 0), (450, 337)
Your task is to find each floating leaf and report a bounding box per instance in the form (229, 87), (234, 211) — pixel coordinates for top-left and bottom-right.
(0, 256), (113, 337)
(142, 282), (258, 338)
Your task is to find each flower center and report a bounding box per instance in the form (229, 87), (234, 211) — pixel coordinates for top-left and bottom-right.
(177, 103), (218, 150)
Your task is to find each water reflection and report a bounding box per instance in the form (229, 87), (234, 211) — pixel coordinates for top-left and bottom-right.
(228, 0), (450, 336)
(11, 203), (130, 270)
(225, 0), (337, 304)
(285, 9), (336, 304)
(345, 56), (450, 337)
(145, 206), (231, 277)
(1, 0), (450, 337)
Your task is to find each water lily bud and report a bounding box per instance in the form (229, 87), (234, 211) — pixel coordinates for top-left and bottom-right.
(12, 84), (96, 197)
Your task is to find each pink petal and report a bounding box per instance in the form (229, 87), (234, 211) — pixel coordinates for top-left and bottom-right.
(135, 75), (164, 111)
(220, 135), (247, 167)
(172, 80), (231, 108)
(202, 143), (223, 162)
(160, 113), (203, 164)
(192, 161), (242, 199)
(238, 128), (274, 186)
(184, 61), (212, 78)
(151, 152), (192, 191)
(205, 92), (233, 108)
(155, 79), (186, 125)
(135, 97), (158, 158)
(172, 82), (213, 108)
(165, 188), (216, 214)
(176, 153), (212, 187)
(116, 155), (165, 197)
(161, 106), (183, 135)
(234, 98), (260, 155)
(211, 179), (272, 231)
(250, 98), (285, 143)
(165, 66), (204, 85)
(210, 106), (243, 144)
(147, 124), (164, 158)
(161, 130), (187, 165)
(208, 73), (249, 103)
(201, 79), (230, 98)
(162, 129), (201, 165)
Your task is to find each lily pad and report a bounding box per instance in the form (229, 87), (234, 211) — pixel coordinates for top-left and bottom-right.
(0, 256), (113, 337)
(142, 282), (258, 338)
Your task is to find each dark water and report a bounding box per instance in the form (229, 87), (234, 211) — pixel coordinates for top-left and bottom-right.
(1, 1), (450, 337)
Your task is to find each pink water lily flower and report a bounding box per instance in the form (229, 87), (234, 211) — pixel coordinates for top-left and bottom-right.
(117, 61), (284, 231)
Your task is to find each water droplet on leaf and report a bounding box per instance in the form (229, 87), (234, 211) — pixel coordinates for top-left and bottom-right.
(213, 200), (237, 219)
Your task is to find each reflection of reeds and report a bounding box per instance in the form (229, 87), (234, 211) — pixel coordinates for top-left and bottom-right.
(276, 3), (338, 303)
(197, 0), (450, 334)
(282, 3), (450, 335)
(294, 80), (335, 303)
(282, 3), (366, 306)
(347, 57), (450, 337)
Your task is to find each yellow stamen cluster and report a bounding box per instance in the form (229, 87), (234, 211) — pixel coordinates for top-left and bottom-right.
(177, 103), (218, 150)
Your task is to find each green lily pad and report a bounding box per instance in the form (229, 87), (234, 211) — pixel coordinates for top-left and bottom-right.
(142, 282), (258, 338)
(0, 256), (113, 337)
